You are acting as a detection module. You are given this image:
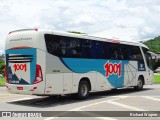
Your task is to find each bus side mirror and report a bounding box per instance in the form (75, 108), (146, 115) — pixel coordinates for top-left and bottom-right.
(149, 52), (158, 71)
(152, 54), (158, 63)
(149, 52), (158, 62)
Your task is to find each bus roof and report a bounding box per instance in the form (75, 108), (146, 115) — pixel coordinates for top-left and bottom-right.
(41, 29), (148, 49)
(8, 29), (149, 49)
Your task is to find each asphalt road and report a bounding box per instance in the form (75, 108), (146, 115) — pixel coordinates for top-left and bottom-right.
(0, 85), (160, 120)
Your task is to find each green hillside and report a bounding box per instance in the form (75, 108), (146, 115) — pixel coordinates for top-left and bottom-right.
(143, 36), (160, 53)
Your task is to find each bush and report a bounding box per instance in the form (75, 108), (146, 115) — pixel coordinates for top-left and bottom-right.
(0, 59), (5, 76)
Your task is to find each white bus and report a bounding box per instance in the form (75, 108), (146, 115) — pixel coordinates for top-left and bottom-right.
(5, 29), (155, 99)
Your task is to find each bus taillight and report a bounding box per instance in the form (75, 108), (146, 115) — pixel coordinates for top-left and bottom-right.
(35, 28), (38, 31)
(33, 65), (43, 84)
(4, 65), (9, 83)
(8, 32), (12, 35)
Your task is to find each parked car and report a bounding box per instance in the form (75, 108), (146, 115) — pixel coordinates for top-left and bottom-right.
(154, 67), (160, 73)
(0, 74), (3, 78)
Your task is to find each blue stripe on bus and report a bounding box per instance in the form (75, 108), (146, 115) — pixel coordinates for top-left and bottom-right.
(61, 58), (129, 88)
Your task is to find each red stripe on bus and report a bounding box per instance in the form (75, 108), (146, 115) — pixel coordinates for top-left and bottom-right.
(11, 46), (31, 50)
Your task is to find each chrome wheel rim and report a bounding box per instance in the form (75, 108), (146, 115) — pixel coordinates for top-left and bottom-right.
(138, 80), (142, 88)
(80, 84), (88, 96)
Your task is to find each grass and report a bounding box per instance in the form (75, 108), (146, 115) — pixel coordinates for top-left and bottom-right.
(0, 78), (5, 86)
(153, 75), (160, 84)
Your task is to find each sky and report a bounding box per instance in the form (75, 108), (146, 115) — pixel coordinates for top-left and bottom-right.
(1, 0), (160, 55)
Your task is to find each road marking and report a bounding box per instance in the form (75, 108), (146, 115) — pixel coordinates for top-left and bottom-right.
(0, 94), (12, 96)
(45, 95), (147, 120)
(44, 98), (119, 120)
(45, 117), (57, 120)
(10, 97), (33, 102)
(142, 96), (160, 102)
(44, 96), (149, 120)
(0, 94), (33, 99)
(107, 100), (146, 111)
(96, 117), (117, 120)
(112, 96), (129, 99)
(45, 114), (117, 120)
(0, 93), (32, 96)
(69, 98), (119, 111)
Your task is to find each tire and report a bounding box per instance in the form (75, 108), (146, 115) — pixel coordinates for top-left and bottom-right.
(134, 77), (143, 90)
(77, 81), (90, 99)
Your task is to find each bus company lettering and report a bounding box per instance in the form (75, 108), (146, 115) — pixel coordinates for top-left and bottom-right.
(13, 64), (27, 72)
(104, 61), (122, 78)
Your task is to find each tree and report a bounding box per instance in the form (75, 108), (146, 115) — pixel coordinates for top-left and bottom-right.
(143, 36), (160, 53)
(0, 59), (5, 76)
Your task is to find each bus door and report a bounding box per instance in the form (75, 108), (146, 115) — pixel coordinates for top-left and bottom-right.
(145, 52), (155, 83)
(142, 48), (156, 84)
(63, 73), (72, 94)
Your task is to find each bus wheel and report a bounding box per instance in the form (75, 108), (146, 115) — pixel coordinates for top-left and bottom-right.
(134, 77), (143, 90)
(77, 81), (89, 99)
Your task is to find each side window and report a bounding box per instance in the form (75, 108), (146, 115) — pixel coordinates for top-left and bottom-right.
(110, 43), (124, 60)
(131, 46), (144, 64)
(45, 34), (83, 58)
(102, 42), (110, 59)
(126, 45), (132, 60)
(45, 34), (62, 57)
(45, 34), (52, 54)
(59, 37), (83, 58)
(131, 47), (137, 60)
(67, 38), (82, 58)
(95, 41), (102, 58)
(119, 45), (130, 60)
(81, 39), (91, 58)
(72, 38), (82, 58)
(92, 41), (103, 59)
(59, 36), (67, 57)
(110, 43), (118, 59)
(131, 46), (145, 71)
